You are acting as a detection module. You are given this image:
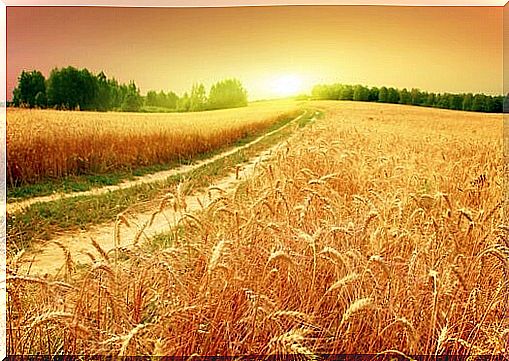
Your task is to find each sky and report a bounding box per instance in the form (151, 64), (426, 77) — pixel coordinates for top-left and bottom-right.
(6, 5), (504, 101)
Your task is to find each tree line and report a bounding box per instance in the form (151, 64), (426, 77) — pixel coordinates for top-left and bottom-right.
(146, 79), (248, 112)
(12, 68), (144, 112)
(11, 67), (248, 112)
(311, 83), (505, 113)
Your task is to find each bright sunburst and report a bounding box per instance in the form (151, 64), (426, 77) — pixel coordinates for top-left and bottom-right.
(271, 74), (303, 97)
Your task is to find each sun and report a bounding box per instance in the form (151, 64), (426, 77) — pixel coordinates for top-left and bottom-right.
(271, 74), (303, 97)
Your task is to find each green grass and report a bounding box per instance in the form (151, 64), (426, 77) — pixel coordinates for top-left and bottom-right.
(7, 111), (300, 202)
(7, 109), (317, 254)
(146, 226), (186, 253)
(139, 105), (176, 113)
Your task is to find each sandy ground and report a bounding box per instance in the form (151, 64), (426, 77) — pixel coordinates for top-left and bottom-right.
(7, 112), (304, 215)
(15, 113), (315, 277)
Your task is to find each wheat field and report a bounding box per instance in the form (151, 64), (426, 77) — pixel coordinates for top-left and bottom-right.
(7, 101), (300, 186)
(7, 101), (507, 356)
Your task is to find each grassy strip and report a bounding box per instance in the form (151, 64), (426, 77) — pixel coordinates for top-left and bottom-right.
(7, 111), (300, 202)
(7, 109), (319, 254)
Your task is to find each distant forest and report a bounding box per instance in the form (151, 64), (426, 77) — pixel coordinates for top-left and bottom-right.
(11, 67), (505, 114)
(311, 83), (505, 113)
(10, 67), (248, 112)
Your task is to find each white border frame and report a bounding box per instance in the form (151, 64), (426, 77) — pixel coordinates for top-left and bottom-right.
(1, 1), (6, 359)
(1, 1), (506, 360)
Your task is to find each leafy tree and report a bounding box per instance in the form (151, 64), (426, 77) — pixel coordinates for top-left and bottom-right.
(378, 87), (388, 103)
(339, 85), (354, 101)
(312, 84), (342, 100)
(307, 81), (503, 114)
(368, 87), (379, 102)
(34, 91), (47, 108)
(425, 93), (436, 107)
(164, 91), (179, 109)
(146, 90), (158, 107)
(156, 92), (167, 108)
(311, 85), (329, 100)
(399, 88), (412, 105)
(462, 93), (473, 111)
(484, 96), (503, 113)
(494, 96), (504, 113)
(411, 88), (423, 106)
(189, 83), (207, 112)
(387, 88), (400, 104)
(107, 78), (124, 110)
(12, 70), (46, 108)
(353, 85), (369, 102)
(485, 96), (495, 113)
(472, 94), (487, 112)
(95, 71), (112, 111)
(121, 82), (143, 112)
(435, 94), (450, 109)
(47, 66), (98, 110)
(144, 90), (179, 109)
(177, 92), (190, 112)
(449, 94), (464, 111)
(331, 84), (342, 100)
(208, 79), (248, 110)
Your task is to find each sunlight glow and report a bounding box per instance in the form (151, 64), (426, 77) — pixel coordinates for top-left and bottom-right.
(271, 74), (303, 97)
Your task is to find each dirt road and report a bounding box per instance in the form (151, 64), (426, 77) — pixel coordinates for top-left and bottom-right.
(15, 112), (315, 276)
(7, 112), (305, 215)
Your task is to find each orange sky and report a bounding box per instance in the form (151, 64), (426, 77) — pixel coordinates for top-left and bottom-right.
(6, 5), (503, 100)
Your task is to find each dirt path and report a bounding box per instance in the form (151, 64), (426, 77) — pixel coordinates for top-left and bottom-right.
(16, 113), (315, 277)
(7, 112), (305, 215)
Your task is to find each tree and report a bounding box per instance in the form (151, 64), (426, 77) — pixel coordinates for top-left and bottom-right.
(177, 92), (190, 112)
(12, 70), (46, 108)
(378, 87), (388, 103)
(34, 91), (47, 108)
(208, 79), (248, 110)
(145, 90), (158, 107)
(144, 90), (179, 109)
(331, 84), (342, 100)
(483, 96), (503, 113)
(399, 88), (412, 105)
(368, 87), (379, 102)
(411, 88), (423, 106)
(387, 88), (400, 104)
(493, 96), (504, 113)
(189, 83), (207, 112)
(449, 94), (464, 111)
(462, 93), (473, 111)
(107, 78), (124, 109)
(339, 85), (354, 101)
(165, 91), (179, 109)
(306, 81), (503, 113)
(353, 85), (369, 102)
(121, 82), (143, 112)
(311, 85), (329, 100)
(435, 93), (450, 109)
(95, 71), (111, 111)
(472, 94), (487, 112)
(425, 93), (436, 107)
(46, 66), (98, 110)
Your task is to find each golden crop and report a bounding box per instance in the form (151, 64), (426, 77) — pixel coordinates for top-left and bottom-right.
(7, 100), (300, 186)
(7, 101), (507, 356)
